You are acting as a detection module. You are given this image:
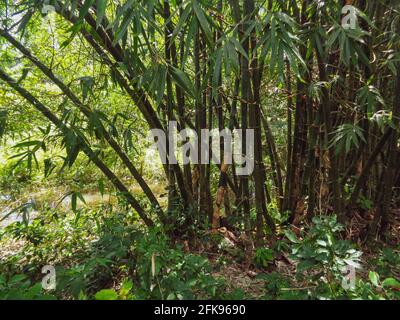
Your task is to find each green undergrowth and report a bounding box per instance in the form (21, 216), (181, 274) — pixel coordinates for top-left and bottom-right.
(1, 205), (399, 300)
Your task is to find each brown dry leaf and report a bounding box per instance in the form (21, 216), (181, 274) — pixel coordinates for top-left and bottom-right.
(218, 227), (227, 234)
(322, 151), (331, 169)
(246, 270), (257, 278)
(227, 230), (238, 243)
(321, 181), (329, 198)
(292, 199), (306, 225)
(183, 240), (190, 253)
(356, 159), (363, 176)
(151, 253), (156, 277)
(314, 145), (321, 158)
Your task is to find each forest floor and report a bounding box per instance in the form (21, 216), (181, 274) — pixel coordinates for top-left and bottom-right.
(0, 180), (265, 292)
(1, 179), (400, 300)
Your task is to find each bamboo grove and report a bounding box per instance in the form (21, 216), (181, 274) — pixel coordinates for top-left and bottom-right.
(0, 0), (400, 247)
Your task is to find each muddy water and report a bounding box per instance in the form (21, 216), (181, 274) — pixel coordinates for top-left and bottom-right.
(0, 192), (112, 228)
(0, 195), (39, 228)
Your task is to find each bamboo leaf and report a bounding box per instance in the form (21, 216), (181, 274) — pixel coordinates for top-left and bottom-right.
(169, 66), (196, 99)
(113, 11), (135, 46)
(212, 48), (223, 101)
(96, 0), (107, 28)
(79, 0), (95, 21)
(192, 0), (213, 46)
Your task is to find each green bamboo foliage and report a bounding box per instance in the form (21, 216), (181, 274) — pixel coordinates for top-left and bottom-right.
(0, 0), (399, 243)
